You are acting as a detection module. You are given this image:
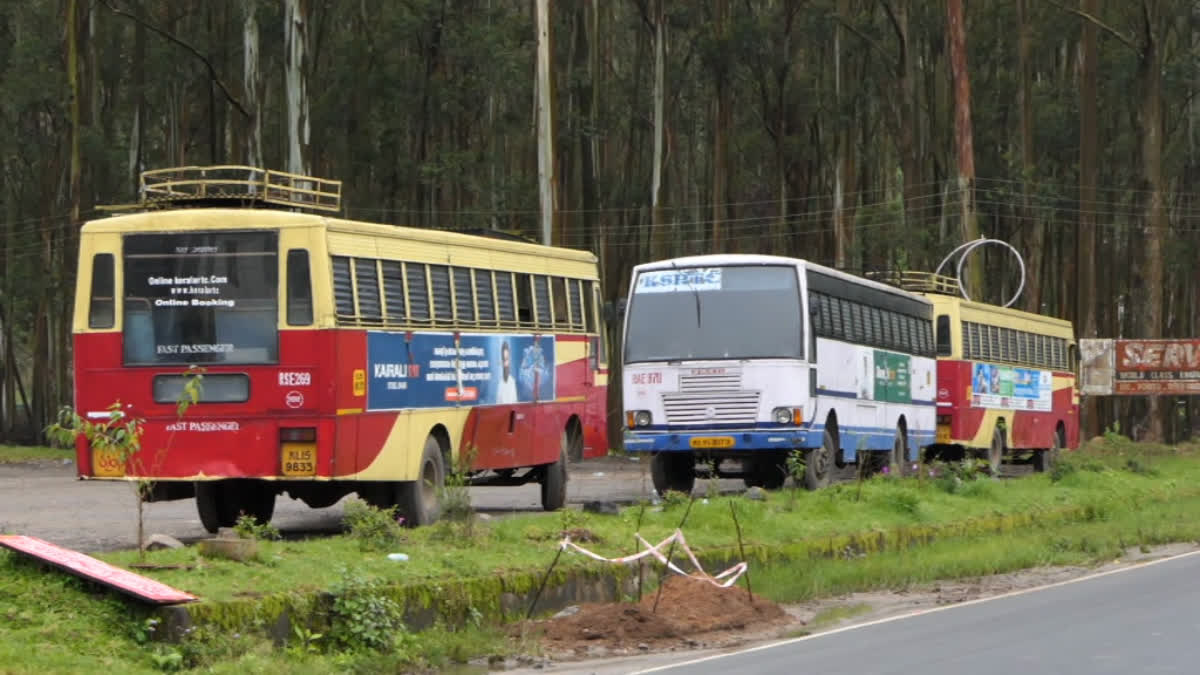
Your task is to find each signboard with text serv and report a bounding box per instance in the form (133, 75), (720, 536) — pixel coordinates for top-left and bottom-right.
(1080, 339), (1200, 396)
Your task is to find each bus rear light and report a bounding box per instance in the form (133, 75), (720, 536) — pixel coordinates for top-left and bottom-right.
(280, 427), (316, 443)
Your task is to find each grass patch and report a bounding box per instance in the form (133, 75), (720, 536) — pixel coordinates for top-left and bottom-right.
(0, 444), (73, 465)
(807, 603), (874, 630)
(94, 445), (1200, 604)
(751, 491), (1200, 605)
(4, 440), (1200, 672)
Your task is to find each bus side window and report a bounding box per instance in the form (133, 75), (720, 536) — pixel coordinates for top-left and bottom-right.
(936, 315), (951, 356)
(406, 263), (430, 322)
(496, 272), (517, 325)
(551, 277), (569, 329)
(516, 274), (533, 327)
(592, 283), (607, 367)
(533, 275), (551, 328)
(429, 265), (453, 323)
(88, 253), (115, 329)
(332, 256), (355, 320)
(286, 249), (313, 326)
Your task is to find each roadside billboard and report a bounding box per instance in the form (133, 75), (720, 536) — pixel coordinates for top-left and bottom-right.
(1080, 338), (1200, 396)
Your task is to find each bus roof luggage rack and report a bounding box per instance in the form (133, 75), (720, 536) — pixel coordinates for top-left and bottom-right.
(866, 270), (960, 296)
(131, 165), (342, 213)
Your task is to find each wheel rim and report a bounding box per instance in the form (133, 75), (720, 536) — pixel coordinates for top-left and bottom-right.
(419, 456), (439, 514)
(811, 445), (830, 479)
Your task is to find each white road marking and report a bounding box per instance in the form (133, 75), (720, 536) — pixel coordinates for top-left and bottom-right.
(634, 548), (1200, 673)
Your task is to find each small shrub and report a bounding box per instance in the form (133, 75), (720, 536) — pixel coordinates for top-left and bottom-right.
(233, 513), (281, 541)
(878, 489), (922, 517)
(329, 568), (406, 652)
(1049, 458), (1077, 483)
(660, 490), (689, 510)
(1123, 458), (1160, 477)
(343, 499), (405, 552)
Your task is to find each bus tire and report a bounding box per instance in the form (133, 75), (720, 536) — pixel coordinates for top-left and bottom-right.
(650, 452), (695, 496)
(240, 483), (276, 526)
(195, 481), (238, 534)
(891, 425), (909, 476)
(396, 435), (445, 527)
(804, 431), (834, 490)
(1033, 427), (1064, 473)
(541, 448), (568, 511)
(988, 426), (1005, 475)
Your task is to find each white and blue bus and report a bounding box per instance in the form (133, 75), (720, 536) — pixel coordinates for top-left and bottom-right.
(621, 255), (936, 494)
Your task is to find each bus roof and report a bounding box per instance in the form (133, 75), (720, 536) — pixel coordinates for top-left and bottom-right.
(81, 208), (598, 265)
(632, 254), (932, 307)
(925, 293), (1075, 338)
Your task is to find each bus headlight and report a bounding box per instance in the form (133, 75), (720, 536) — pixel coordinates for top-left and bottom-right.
(772, 407), (802, 425)
(626, 410), (652, 428)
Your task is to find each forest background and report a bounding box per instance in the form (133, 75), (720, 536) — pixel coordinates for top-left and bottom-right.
(1, 0), (1196, 446)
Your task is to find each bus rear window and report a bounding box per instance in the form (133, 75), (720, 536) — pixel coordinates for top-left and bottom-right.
(936, 315), (952, 356)
(123, 231), (279, 365)
(88, 253), (115, 328)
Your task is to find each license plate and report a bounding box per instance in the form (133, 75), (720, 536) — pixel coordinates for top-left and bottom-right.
(936, 426), (952, 444)
(689, 436), (735, 449)
(281, 442), (317, 476)
(92, 447), (126, 478)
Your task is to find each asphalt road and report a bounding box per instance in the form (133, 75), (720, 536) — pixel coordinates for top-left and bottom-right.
(639, 550), (1200, 675)
(0, 455), (675, 552)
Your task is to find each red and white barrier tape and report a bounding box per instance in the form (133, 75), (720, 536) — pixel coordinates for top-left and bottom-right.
(558, 529), (748, 589)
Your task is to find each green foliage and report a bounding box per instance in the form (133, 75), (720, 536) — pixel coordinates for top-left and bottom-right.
(440, 445), (475, 525)
(328, 569), (406, 653)
(234, 513), (282, 542)
(342, 500), (405, 552)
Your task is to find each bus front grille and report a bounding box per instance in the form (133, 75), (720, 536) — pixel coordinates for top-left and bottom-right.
(661, 391), (761, 425)
(679, 370), (742, 392)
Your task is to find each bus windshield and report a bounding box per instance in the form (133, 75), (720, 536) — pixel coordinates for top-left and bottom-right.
(624, 264), (802, 363)
(123, 231), (279, 365)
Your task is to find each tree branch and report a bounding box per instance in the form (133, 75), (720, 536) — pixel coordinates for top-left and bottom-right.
(1045, 0), (1139, 52)
(832, 13), (897, 70)
(100, 0), (250, 118)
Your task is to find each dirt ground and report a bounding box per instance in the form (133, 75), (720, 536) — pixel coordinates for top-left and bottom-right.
(501, 541), (1200, 674)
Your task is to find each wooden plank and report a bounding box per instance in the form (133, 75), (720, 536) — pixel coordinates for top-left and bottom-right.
(0, 535), (197, 605)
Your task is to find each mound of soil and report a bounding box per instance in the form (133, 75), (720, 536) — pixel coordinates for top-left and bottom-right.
(527, 575), (792, 655)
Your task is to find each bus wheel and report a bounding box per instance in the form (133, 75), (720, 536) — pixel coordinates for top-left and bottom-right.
(397, 435), (445, 527)
(804, 431), (834, 490)
(1033, 428), (1063, 473)
(239, 483), (276, 526)
(988, 427), (1006, 475)
(541, 445), (568, 512)
(891, 426), (909, 476)
(650, 452), (695, 496)
(195, 481), (238, 534)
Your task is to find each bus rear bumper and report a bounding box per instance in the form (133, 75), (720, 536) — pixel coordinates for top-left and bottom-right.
(623, 430), (810, 453)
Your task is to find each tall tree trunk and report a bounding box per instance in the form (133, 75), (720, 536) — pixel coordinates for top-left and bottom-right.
(832, 0), (849, 269)
(243, 0), (263, 169)
(1137, 0), (1167, 442)
(946, 0), (982, 296)
(284, 0), (310, 175)
(710, 0), (730, 249)
(881, 0), (920, 271)
(576, 1), (600, 252)
(1018, 0), (1042, 313)
(1077, 0), (1100, 437)
(650, 0), (666, 258)
(129, 0), (146, 191)
(535, 0), (555, 245)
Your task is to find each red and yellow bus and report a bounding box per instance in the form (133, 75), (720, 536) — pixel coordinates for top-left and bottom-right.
(72, 166), (609, 532)
(878, 272), (1079, 472)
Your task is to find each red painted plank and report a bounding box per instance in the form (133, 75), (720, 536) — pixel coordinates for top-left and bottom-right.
(0, 535), (197, 605)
